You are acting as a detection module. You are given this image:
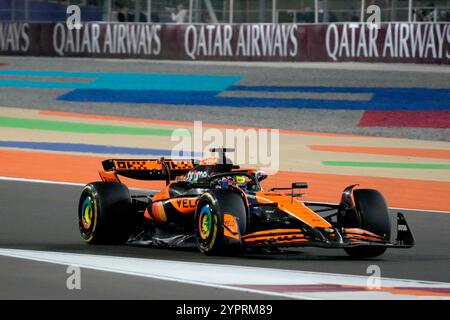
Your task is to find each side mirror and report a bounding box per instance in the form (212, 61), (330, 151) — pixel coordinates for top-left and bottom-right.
(292, 182), (308, 189)
(255, 170), (268, 182)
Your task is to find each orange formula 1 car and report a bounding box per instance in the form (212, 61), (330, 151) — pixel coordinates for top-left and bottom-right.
(78, 148), (414, 258)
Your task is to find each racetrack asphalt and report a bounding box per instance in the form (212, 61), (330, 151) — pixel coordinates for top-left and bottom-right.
(0, 180), (448, 299)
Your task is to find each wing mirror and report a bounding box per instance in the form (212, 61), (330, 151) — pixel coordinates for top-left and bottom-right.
(255, 170), (268, 182)
(292, 182), (308, 189)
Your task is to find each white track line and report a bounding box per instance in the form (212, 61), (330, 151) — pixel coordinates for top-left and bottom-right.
(0, 249), (449, 300)
(0, 176), (85, 187)
(1, 176), (448, 213)
(0, 176), (157, 192)
(0, 249), (313, 300)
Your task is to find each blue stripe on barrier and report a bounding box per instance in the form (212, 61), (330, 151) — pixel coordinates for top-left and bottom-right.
(0, 141), (202, 157)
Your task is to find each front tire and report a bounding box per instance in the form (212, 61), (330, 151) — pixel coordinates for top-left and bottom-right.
(194, 190), (247, 255)
(78, 182), (133, 244)
(344, 189), (391, 258)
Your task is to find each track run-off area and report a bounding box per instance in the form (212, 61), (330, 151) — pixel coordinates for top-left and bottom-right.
(0, 57), (449, 299)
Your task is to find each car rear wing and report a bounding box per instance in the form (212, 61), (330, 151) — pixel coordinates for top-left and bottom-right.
(102, 158), (197, 184)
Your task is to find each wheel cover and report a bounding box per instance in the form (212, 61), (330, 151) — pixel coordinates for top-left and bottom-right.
(198, 205), (212, 240)
(81, 196), (94, 230)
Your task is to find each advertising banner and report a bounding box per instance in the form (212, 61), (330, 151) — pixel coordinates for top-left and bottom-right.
(1, 22), (449, 64)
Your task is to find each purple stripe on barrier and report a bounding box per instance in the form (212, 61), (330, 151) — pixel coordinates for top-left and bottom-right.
(0, 141), (201, 157)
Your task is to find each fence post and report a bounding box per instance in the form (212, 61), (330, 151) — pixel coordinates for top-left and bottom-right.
(107, 0), (112, 21)
(229, 0), (234, 23)
(135, 0), (141, 22)
(360, 0), (365, 22)
(189, 0), (193, 23)
(25, 0), (29, 20)
(11, 0), (15, 21)
(408, 0), (413, 22)
(147, 0), (151, 22)
(272, 0), (277, 23)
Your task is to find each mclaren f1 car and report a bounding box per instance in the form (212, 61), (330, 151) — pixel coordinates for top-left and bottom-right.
(78, 148), (414, 258)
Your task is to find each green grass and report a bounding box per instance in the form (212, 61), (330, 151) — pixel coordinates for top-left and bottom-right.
(322, 161), (450, 170)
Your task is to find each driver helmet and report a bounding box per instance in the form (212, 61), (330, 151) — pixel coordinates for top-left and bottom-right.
(234, 175), (248, 190)
(219, 175), (248, 190)
(235, 175), (246, 185)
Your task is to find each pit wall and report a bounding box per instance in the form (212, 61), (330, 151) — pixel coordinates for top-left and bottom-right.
(1, 22), (449, 64)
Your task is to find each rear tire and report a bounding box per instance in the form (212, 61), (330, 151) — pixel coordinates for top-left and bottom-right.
(344, 189), (391, 258)
(194, 190), (247, 255)
(78, 182), (133, 244)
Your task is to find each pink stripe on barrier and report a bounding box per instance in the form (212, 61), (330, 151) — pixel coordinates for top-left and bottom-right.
(358, 111), (450, 128)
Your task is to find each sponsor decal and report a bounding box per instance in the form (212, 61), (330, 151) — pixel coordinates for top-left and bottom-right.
(172, 197), (199, 215)
(53, 23), (161, 57)
(326, 23), (450, 61)
(184, 24), (299, 60)
(2, 22), (448, 64)
(184, 170), (209, 182)
(0, 23), (30, 52)
(176, 198), (199, 208)
(223, 213), (239, 239)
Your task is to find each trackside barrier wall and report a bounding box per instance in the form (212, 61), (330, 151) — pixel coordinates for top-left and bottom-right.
(0, 22), (449, 64)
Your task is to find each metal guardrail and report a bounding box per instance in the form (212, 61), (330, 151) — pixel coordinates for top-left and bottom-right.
(1, 0), (450, 23)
